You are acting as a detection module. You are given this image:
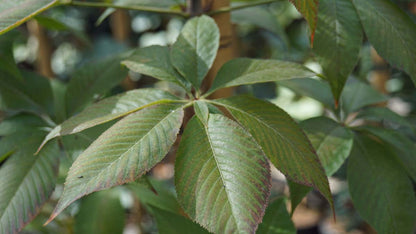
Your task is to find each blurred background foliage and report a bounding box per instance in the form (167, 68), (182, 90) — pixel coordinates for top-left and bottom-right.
(1, 0), (415, 233)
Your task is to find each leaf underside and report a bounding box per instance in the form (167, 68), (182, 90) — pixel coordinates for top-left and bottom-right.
(175, 114), (271, 233)
(47, 104), (184, 222)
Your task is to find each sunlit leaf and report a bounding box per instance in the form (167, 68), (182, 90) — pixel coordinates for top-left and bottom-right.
(47, 103), (184, 223)
(0, 132), (59, 234)
(288, 0), (319, 44)
(0, 0), (59, 35)
(193, 100), (209, 124)
(39, 89), (179, 150)
(257, 198), (296, 234)
(214, 96), (332, 208)
(348, 134), (416, 234)
(171, 15), (219, 90)
(208, 58), (316, 95)
(175, 114), (271, 233)
(352, 0), (416, 84)
(314, 0), (363, 101)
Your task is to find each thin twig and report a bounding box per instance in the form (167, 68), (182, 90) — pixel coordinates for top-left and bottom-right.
(66, 1), (189, 17)
(208, 0), (281, 16)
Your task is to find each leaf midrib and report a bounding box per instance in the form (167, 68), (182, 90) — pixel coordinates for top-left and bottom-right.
(201, 121), (239, 232)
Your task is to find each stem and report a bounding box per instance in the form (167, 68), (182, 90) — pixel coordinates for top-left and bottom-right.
(66, 1), (189, 17)
(208, 0), (281, 16)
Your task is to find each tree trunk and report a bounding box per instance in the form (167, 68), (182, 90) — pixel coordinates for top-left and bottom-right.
(202, 0), (237, 99)
(27, 20), (54, 78)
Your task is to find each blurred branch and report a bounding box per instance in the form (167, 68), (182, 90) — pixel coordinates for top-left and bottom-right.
(208, 0), (281, 16)
(66, 1), (189, 17)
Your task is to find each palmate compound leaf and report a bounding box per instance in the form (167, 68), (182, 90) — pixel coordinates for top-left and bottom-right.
(46, 103), (184, 223)
(206, 58), (316, 96)
(171, 15), (220, 90)
(175, 114), (271, 233)
(0, 0), (59, 35)
(288, 0), (319, 45)
(0, 132), (59, 234)
(213, 96), (333, 209)
(352, 0), (416, 85)
(348, 133), (416, 234)
(313, 0), (363, 102)
(38, 88), (179, 151)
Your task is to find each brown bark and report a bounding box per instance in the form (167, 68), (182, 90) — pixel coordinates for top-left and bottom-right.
(27, 20), (54, 78)
(201, 0), (237, 99)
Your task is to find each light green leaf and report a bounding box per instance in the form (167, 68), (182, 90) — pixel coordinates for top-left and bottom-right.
(214, 96), (332, 208)
(0, 0), (59, 35)
(352, 0), (416, 84)
(149, 206), (210, 234)
(171, 15), (219, 90)
(314, 0), (363, 101)
(208, 58), (316, 95)
(175, 114), (271, 233)
(47, 104), (184, 223)
(0, 132), (59, 234)
(257, 198), (296, 234)
(359, 126), (416, 182)
(193, 100), (209, 123)
(301, 117), (353, 176)
(74, 189), (125, 234)
(340, 80), (387, 115)
(288, 0), (319, 44)
(277, 78), (335, 109)
(122, 45), (189, 89)
(66, 55), (128, 116)
(348, 134), (416, 234)
(39, 89), (179, 150)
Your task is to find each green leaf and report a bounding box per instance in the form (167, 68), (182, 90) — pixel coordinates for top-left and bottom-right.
(39, 89), (179, 150)
(149, 206), (210, 234)
(257, 198), (296, 234)
(314, 0), (363, 101)
(288, 0), (319, 44)
(358, 126), (416, 182)
(65, 55), (128, 116)
(74, 189), (125, 234)
(301, 117), (353, 176)
(0, 114), (45, 136)
(357, 107), (416, 134)
(340, 80), (387, 115)
(122, 45), (189, 90)
(208, 58), (316, 95)
(0, 0), (59, 35)
(0, 69), (53, 115)
(171, 15), (219, 90)
(128, 179), (181, 214)
(213, 96), (332, 208)
(277, 78), (335, 109)
(175, 114), (271, 233)
(0, 132), (59, 234)
(47, 104), (184, 223)
(351, 0), (416, 84)
(0, 32), (22, 81)
(348, 134), (416, 234)
(193, 100), (209, 124)
(50, 79), (67, 123)
(287, 180), (311, 215)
